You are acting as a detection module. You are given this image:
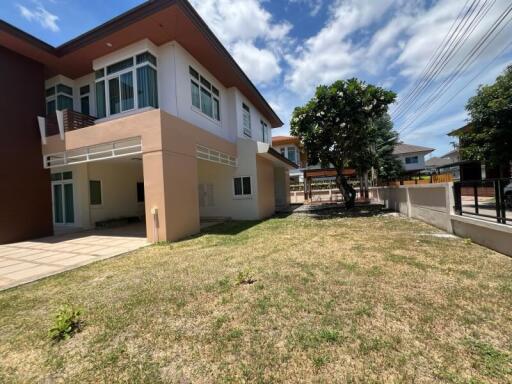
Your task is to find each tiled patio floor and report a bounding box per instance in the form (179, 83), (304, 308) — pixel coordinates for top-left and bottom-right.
(0, 224), (148, 291)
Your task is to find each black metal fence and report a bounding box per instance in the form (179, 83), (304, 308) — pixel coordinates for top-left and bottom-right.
(453, 178), (512, 225)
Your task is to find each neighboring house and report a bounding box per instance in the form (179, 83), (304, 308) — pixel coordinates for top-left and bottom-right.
(271, 135), (356, 184)
(0, 1), (296, 244)
(425, 149), (460, 170)
(271, 136), (305, 182)
(393, 143), (435, 173)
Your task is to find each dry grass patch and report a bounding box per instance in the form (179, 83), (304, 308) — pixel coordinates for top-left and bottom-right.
(1, 208), (511, 383)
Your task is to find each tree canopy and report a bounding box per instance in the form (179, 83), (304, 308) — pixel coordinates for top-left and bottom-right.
(290, 78), (396, 207)
(460, 65), (512, 174)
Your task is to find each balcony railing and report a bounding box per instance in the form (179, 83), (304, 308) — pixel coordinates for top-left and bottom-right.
(40, 109), (96, 140)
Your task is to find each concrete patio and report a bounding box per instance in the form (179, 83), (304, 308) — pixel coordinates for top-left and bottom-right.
(0, 223), (148, 291)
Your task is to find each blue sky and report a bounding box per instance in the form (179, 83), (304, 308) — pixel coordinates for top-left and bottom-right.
(2, 0), (512, 157)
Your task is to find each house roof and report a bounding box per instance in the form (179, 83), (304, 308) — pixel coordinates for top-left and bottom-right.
(441, 149), (459, 159)
(425, 156), (454, 168)
(0, 0), (282, 127)
(393, 143), (435, 155)
(272, 135), (300, 146)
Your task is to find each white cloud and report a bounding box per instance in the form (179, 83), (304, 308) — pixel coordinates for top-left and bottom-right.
(231, 42), (282, 84)
(16, 3), (59, 32)
(189, 0), (292, 85)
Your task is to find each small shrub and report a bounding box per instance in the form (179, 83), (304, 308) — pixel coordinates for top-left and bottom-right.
(49, 305), (83, 341)
(236, 269), (256, 285)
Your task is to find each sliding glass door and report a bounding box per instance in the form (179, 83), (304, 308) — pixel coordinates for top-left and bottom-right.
(52, 182), (74, 225)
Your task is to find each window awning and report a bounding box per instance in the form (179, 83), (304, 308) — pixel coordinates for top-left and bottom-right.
(257, 143), (298, 169)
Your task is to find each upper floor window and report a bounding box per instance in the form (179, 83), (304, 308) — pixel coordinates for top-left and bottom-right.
(405, 156), (419, 164)
(261, 120), (268, 143)
(287, 146), (297, 164)
(45, 83), (73, 115)
(189, 66), (220, 121)
(95, 51), (158, 119)
(242, 103), (251, 137)
(80, 85), (90, 115)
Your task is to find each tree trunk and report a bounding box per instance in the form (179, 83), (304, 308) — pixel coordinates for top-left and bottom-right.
(335, 170), (356, 209)
(363, 171), (369, 199)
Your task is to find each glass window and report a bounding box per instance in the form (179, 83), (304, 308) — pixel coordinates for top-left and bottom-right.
(213, 98), (220, 121)
(96, 81), (106, 118)
(95, 68), (105, 80)
(46, 87), (55, 97)
(136, 51), (157, 66)
(287, 147), (297, 163)
(80, 85), (90, 95)
(405, 156), (419, 164)
(51, 173), (62, 181)
(57, 95), (73, 110)
(109, 77), (121, 115)
(280, 147), (285, 156)
(89, 180), (102, 205)
(234, 177), (242, 196)
(234, 177), (252, 196)
(47, 100), (56, 115)
(191, 81), (200, 109)
(137, 182), (145, 203)
(120, 72), (134, 111)
(242, 103), (251, 137)
(137, 65), (158, 108)
(201, 87), (213, 118)
(261, 121), (268, 142)
(57, 84), (73, 96)
(189, 66), (199, 80)
(81, 96), (90, 115)
(107, 57), (133, 75)
(62, 171), (73, 180)
(189, 66), (220, 121)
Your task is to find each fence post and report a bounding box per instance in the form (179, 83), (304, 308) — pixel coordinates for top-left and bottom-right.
(498, 179), (507, 224)
(473, 184), (479, 215)
(494, 180), (502, 224)
(453, 182), (462, 215)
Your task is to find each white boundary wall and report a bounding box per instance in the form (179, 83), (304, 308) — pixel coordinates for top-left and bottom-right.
(372, 183), (512, 257)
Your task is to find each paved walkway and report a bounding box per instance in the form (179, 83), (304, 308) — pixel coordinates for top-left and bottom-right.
(0, 224), (148, 291)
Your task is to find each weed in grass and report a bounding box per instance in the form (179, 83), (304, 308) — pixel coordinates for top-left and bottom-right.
(48, 304), (83, 341)
(236, 269), (256, 285)
(464, 338), (511, 378)
(312, 354), (330, 369)
(226, 328), (243, 341)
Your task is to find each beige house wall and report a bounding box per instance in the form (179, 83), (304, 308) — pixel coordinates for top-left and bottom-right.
(257, 157), (276, 218)
(43, 110), (243, 242)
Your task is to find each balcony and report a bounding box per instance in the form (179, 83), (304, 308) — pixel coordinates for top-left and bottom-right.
(39, 109), (96, 141)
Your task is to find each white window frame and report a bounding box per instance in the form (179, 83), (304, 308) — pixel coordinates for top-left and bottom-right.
(89, 179), (103, 207)
(233, 176), (252, 198)
(95, 50), (158, 119)
(189, 66), (221, 123)
(242, 103), (251, 137)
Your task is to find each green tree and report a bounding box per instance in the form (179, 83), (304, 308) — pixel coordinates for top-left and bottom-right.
(373, 115), (403, 181)
(290, 79), (396, 208)
(460, 65), (512, 176)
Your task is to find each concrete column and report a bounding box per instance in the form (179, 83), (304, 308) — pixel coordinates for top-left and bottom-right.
(142, 150), (200, 243)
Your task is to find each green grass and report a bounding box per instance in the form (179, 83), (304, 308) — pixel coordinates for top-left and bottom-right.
(1, 208), (512, 383)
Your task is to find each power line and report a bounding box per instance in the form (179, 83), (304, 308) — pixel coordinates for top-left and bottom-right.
(392, 0), (479, 118)
(394, 0), (495, 121)
(398, 3), (512, 136)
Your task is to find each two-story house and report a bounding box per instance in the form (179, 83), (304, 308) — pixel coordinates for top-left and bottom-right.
(393, 143), (434, 174)
(0, 0), (296, 244)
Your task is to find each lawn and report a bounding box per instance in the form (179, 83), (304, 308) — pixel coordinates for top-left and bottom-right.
(1, 208), (511, 383)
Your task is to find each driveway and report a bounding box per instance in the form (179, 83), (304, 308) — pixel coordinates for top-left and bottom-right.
(0, 224), (148, 291)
